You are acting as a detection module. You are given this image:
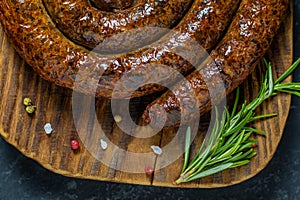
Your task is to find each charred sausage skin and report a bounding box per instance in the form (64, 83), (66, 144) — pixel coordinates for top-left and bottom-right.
(0, 0), (240, 99)
(142, 0), (290, 127)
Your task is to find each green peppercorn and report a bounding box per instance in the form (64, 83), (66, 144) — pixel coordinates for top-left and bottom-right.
(25, 105), (36, 114)
(23, 97), (32, 106)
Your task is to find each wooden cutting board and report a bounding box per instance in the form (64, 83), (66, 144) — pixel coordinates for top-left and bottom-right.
(0, 3), (293, 188)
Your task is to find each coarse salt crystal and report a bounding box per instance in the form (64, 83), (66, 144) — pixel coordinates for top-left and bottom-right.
(114, 115), (122, 123)
(100, 139), (108, 150)
(44, 123), (53, 135)
(151, 145), (162, 155)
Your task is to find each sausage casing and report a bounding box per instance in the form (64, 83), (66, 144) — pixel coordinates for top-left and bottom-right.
(142, 0), (290, 127)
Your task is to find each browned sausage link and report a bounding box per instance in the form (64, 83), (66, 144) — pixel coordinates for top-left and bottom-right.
(142, 0), (290, 127)
(0, 0), (240, 99)
(43, 0), (193, 49)
(90, 0), (133, 11)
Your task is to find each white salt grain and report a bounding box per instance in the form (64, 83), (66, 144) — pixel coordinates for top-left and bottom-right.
(114, 115), (122, 123)
(100, 139), (108, 150)
(44, 123), (53, 135)
(151, 145), (162, 155)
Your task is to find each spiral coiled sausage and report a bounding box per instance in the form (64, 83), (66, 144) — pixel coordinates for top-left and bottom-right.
(0, 0), (240, 99)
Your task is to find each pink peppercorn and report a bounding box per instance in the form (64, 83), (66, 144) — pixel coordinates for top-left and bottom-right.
(145, 166), (154, 175)
(70, 139), (80, 150)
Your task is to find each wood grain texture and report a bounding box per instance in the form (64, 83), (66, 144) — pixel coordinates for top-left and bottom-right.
(0, 2), (293, 188)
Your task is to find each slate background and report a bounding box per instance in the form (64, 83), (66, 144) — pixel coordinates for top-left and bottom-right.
(0, 1), (300, 199)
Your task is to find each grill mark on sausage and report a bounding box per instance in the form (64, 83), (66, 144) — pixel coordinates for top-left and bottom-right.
(142, 0), (290, 127)
(0, 0), (240, 99)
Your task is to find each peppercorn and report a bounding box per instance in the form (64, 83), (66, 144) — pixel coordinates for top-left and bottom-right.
(25, 105), (36, 114)
(23, 97), (36, 114)
(144, 166), (154, 175)
(70, 139), (80, 150)
(23, 97), (32, 106)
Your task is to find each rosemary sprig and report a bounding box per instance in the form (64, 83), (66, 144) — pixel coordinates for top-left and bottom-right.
(175, 58), (300, 184)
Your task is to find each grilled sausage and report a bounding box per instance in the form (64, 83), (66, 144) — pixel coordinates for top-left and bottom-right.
(142, 0), (290, 127)
(0, 0), (240, 99)
(43, 0), (193, 49)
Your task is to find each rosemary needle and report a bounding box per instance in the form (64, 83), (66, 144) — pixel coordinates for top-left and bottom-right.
(176, 58), (300, 184)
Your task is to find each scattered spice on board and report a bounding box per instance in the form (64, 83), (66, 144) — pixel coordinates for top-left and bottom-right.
(23, 97), (36, 114)
(70, 139), (80, 150)
(151, 145), (162, 155)
(44, 123), (53, 135)
(144, 166), (154, 175)
(25, 106), (36, 114)
(23, 97), (32, 106)
(100, 139), (108, 150)
(114, 115), (122, 123)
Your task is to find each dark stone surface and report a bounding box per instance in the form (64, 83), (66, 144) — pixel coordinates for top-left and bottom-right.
(0, 1), (300, 199)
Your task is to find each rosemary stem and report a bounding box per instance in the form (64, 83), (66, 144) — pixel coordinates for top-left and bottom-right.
(175, 58), (300, 184)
